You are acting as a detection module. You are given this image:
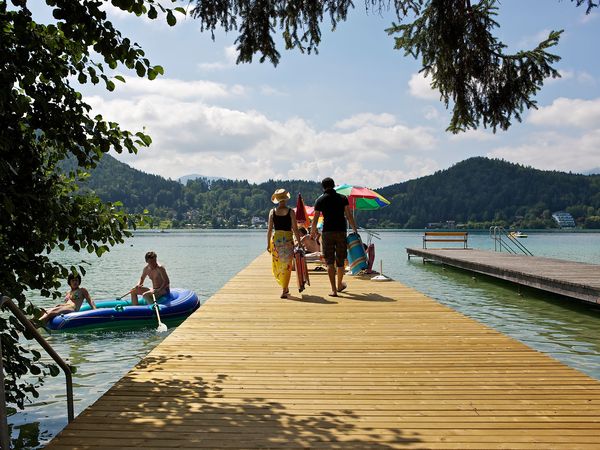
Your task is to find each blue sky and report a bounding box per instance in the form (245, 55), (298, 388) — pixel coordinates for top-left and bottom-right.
(34, 1), (600, 186)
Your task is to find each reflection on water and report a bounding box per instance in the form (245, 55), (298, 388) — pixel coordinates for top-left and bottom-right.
(9, 230), (600, 448)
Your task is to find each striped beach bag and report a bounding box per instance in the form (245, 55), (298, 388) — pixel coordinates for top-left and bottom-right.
(294, 246), (310, 292)
(346, 232), (368, 275)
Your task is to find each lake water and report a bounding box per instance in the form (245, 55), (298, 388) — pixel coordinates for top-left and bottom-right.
(8, 230), (600, 448)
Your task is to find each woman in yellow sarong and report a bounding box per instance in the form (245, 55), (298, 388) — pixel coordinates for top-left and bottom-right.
(267, 188), (302, 298)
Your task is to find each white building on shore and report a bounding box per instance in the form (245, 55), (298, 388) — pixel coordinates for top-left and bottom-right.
(552, 211), (576, 228)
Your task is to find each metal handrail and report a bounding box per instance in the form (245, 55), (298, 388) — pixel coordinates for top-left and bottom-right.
(358, 226), (381, 246)
(0, 336), (8, 450)
(0, 295), (74, 449)
(358, 226), (381, 239)
(489, 226), (533, 256)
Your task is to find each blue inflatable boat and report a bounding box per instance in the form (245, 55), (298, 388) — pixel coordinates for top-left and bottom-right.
(47, 288), (200, 332)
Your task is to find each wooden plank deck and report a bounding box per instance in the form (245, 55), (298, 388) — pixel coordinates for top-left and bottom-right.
(45, 252), (600, 449)
(406, 248), (600, 305)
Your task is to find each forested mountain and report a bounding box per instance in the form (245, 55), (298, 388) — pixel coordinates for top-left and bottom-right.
(74, 154), (184, 213)
(69, 154), (322, 228)
(72, 155), (600, 229)
(362, 158), (600, 229)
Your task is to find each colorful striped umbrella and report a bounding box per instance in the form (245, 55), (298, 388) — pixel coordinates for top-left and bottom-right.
(293, 204), (324, 229)
(334, 184), (390, 211)
(306, 205), (324, 230)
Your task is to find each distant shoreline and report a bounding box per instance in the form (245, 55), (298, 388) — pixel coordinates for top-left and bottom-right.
(132, 228), (598, 233)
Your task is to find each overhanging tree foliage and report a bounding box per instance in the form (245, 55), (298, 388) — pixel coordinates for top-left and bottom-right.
(191, 0), (598, 132)
(2, 0), (598, 427)
(0, 0), (181, 417)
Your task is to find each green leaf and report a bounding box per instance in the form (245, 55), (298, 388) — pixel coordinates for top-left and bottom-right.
(135, 61), (146, 77)
(95, 245), (109, 257)
(135, 132), (152, 146)
(48, 365), (60, 377)
(166, 10), (177, 26)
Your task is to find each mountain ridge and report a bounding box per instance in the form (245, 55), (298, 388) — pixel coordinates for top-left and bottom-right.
(178, 174), (226, 184)
(76, 155), (600, 229)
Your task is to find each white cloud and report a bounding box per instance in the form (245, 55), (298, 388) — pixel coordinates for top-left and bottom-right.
(448, 128), (496, 142)
(488, 97), (600, 174)
(334, 113), (397, 129)
(517, 29), (552, 48)
(259, 85), (287, 96)
(575, 71), (596, 84)
(529, 97), (600, 129)
(547, 69), (595, 85)
(580, 11), (599, 24)
(114, 76), (245, 100)
(99, 2), (181, 27)
(423, 106), (442, 121)
(487, 130), (600, 172)
(100, 3), (133, 20)
(408, 72), (439, 101)
(557, 69), (575, 81)
(88, 77), (438, 185)
(198, 45), (238, 71)
(545, 69), (572, 85)
(287, 156), (439, 188)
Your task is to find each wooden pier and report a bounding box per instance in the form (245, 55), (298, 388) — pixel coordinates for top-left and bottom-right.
(406, 248), (600, 305)
(45, 252), (600, 449)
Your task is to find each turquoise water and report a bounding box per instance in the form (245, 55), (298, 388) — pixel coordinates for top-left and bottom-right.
(8, 230), (600, 448)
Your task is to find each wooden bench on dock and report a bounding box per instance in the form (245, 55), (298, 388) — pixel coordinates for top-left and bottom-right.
(423, 231), (468, 249)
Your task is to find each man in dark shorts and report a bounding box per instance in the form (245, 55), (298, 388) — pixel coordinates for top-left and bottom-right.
(310, 177), (358, 297)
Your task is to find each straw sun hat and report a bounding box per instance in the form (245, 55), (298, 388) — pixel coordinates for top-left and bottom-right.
(271, 188), (291, 204)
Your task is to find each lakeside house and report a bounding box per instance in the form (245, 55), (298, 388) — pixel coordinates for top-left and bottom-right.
(251, 216), (267, 228)
(552, 211), (576, 228)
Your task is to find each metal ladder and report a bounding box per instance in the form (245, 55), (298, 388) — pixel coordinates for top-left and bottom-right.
(0, 295), (74, 450)
(489, 226), (533, 256)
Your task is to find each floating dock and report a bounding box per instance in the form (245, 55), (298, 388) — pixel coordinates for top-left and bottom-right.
(45, 252), (600, 449)
(406, 248), (600, 305)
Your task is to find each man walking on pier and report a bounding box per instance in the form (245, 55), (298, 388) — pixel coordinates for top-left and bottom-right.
(311, 177), (358, 297)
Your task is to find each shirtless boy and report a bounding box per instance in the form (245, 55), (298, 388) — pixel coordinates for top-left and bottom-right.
(130, 251), (171, 305)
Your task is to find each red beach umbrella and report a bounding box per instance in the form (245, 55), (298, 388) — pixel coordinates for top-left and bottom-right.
(295, 193), (309, 225)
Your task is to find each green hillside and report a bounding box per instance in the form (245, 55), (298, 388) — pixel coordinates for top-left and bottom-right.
(73, 154), (184, 213)
(366, 158), (600, 229)
(72, 154), (322, 228)
(74, 155), (600, 229)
